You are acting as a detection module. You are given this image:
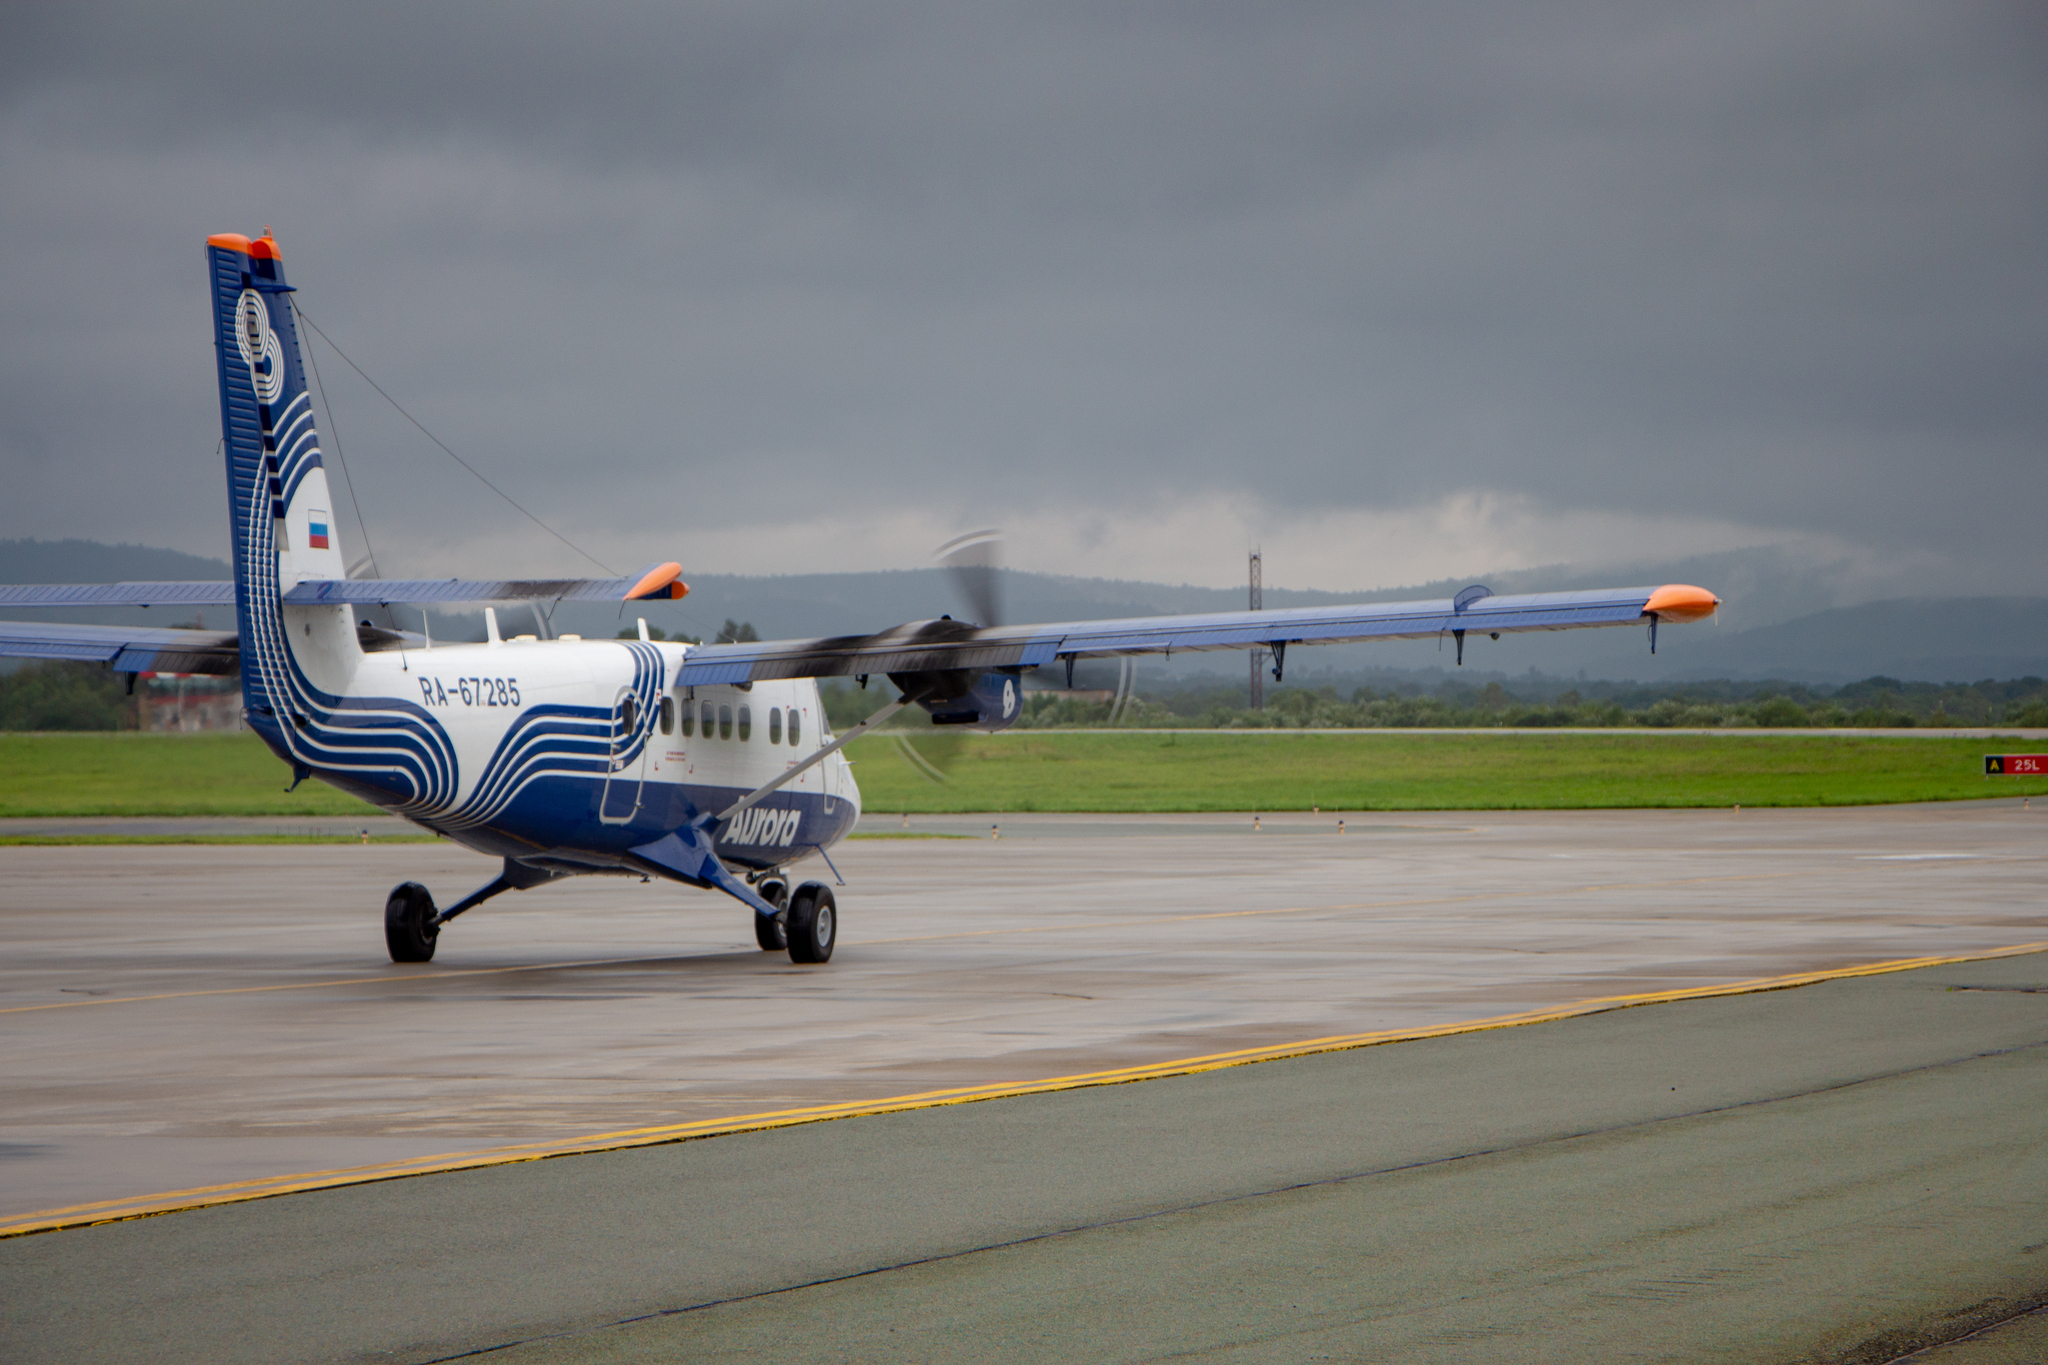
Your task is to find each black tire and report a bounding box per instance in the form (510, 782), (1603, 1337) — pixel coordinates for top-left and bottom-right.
(384, 882), (439, 963)
(753, 879), (789, 952)
(785, 882), (837, 964)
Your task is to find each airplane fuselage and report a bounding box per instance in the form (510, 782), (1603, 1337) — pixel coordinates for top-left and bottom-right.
(249, 608), (860, 877)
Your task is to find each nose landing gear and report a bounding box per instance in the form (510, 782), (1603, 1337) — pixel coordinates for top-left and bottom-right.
(753, 879), (789, 952)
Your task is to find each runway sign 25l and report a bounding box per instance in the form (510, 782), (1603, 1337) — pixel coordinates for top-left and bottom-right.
(1984, 754), (2048, 775)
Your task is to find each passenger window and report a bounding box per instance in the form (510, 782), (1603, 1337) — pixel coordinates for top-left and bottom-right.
(701, 702), (714, 736)
(737, 704), (752, 741)
(788, 708), (801, 746)
(718, 704), (732, 740)
(659, 696), (674, 736)
(680, 702), (694, 738)
(620, 695), (638, 733)
(768, 707), (783, 744)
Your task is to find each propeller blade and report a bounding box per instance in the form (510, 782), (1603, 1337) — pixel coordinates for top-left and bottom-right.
(894, 731), (965, 784)
(935, 528), (1004, 629)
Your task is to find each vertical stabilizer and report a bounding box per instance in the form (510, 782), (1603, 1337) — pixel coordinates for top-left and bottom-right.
(207, 231), (357, 736)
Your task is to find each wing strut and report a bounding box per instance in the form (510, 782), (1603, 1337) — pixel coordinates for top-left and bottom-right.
(711, 691), (915, 825)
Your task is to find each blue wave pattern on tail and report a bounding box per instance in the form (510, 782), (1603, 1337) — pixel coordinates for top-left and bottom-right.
(207, 235), (461, 813)
(206, 233), (660, 836)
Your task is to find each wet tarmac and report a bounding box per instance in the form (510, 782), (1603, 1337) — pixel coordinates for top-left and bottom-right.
(2, 802), (2042, 1226)
(2, 801), (2045, 1361)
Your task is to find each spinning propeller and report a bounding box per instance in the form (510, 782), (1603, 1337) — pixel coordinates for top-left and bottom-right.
(891, 529), (1010, 784)
(934, 528), (1005, 629)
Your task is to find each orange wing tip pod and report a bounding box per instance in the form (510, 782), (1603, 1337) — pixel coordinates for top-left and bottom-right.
(626, 562), (689, 601)
(1644, 584), (1719, 623)
(206, 231), (281, 259)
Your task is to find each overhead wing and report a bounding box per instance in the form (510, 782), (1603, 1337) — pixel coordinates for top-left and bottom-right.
(0, 622), (242, 675)
(0, 562), (688, 609)
(674, 584), (1720, 686)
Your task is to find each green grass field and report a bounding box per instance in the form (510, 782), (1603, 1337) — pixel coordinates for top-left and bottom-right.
(1, 730), (2043, 820)
(846, 730), (2048, 812)
(0, 733), (381, 817)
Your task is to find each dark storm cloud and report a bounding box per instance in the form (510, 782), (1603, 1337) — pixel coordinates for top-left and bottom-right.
(1, 2), (2043, 585)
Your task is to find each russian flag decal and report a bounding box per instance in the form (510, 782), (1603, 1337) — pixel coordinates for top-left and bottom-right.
(308, 510), (330, 550)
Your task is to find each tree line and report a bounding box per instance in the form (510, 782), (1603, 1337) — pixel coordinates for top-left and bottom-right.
(7, 656), (2045, 732)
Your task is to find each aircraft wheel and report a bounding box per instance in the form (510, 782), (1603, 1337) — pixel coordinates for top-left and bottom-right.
(384, 882), (439, 963)
(754, 879), (789, 952)
(785, 882), (836, 964)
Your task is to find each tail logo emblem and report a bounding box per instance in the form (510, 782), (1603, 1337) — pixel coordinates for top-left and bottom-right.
(234, 289), (285, 403)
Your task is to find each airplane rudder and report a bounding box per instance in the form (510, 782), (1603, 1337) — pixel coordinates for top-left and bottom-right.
(206, 230), (344, 587)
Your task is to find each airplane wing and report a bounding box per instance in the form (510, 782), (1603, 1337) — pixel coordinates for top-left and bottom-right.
(0, 562), (689, 609)
(0, 621), (242, 675)
(675, 583), (1720, 686)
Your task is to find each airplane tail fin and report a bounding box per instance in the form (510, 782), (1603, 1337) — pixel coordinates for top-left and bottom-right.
(206, 230), (351, 723)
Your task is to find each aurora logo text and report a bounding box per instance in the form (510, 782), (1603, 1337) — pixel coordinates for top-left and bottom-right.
(726, 806), (801, 847)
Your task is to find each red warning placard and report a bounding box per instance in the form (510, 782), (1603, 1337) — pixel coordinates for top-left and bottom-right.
(1985, 754), (2048, 775)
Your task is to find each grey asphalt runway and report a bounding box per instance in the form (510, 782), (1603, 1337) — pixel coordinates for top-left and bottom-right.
(3, 947), (2046, 1363)
(1, 802), (2044, 1361)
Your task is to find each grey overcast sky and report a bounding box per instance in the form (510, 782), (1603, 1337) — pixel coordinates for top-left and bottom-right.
(2, 2), (2043, 594)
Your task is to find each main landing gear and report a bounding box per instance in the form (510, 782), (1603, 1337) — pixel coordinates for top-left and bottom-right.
(384, 860), (559, 963)
(751, 878), (836, 964)
(382, 860), (835, 966)
(385, 882), (438, 962)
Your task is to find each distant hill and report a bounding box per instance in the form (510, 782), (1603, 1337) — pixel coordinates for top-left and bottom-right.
(0, 539), (233, 583)
(1658, 598), (2048, 684)
(3, 539), (2042, 686)
(0, 539), (236, 630)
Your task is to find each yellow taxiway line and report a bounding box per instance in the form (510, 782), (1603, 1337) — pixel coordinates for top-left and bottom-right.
(4, 937), (2042, 1239)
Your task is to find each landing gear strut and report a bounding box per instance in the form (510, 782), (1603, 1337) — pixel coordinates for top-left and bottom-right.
(753, 879), (789, 952)
(383, 860), (561, 963)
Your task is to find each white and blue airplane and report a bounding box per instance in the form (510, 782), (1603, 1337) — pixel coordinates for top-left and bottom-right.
(0, 230), (1721, 966)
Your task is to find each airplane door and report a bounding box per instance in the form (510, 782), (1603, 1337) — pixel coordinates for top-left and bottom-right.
(599, 688), (648, 824)
(820, 706), (839, 815)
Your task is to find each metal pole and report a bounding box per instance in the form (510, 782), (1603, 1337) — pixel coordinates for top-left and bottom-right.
(1248, 549), (1264, 710)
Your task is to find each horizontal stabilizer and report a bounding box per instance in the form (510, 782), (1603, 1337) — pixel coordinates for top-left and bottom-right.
(0, 563), (688, 609)
(281, 570), (687, 605)
(0, 582), (238, 609)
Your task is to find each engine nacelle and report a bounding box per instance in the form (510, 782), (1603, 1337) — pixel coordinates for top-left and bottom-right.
(891, 668), (1025, 733)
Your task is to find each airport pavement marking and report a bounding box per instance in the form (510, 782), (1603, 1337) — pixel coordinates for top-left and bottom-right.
(0, 868), (1828, 1017)
(4, 936), (2042, 1240)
